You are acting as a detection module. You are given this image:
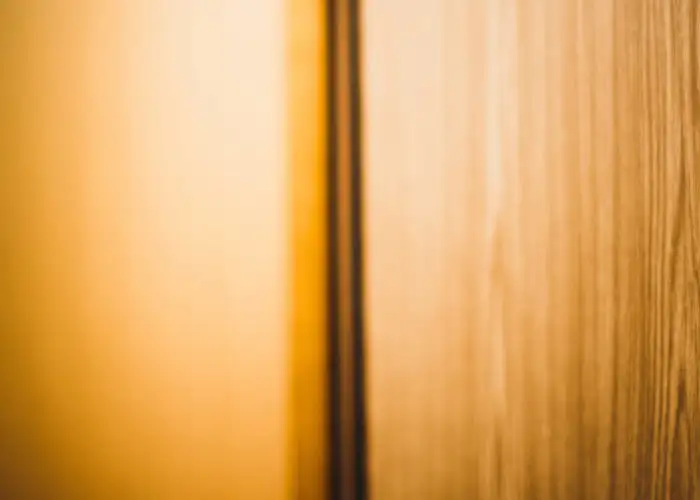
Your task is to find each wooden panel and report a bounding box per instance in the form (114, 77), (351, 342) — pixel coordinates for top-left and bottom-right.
(363, 0), (699, 498)
(2, 1), (288, 497)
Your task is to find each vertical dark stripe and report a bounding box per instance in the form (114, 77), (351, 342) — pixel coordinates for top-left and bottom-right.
(348, 0), (367, 496)
(326, 0), (367, 498)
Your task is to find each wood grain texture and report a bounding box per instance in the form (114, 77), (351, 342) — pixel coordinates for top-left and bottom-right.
(363, 0), (699, 498)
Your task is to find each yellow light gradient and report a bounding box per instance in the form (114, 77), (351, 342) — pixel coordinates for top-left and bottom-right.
(2, 1), (295, 497)
(287, 0), (329, 499)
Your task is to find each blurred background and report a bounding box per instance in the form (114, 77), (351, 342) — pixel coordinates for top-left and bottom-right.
(1, 1), (698, 499)
(1, 2), (289, 497)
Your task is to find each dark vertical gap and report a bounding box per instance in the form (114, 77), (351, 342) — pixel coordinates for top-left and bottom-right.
(326, 0), (367, 498)
(349, 1), (367, 497)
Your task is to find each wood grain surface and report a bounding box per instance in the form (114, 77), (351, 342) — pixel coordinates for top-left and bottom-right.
(363, 0), (700, 498)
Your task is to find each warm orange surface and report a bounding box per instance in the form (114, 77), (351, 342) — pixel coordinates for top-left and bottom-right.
(2, 1), (288, 497)
(287, 0), (329, 499)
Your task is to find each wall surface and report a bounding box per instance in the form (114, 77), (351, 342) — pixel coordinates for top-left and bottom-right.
(2, 1), (288, 497)
(288, 0), (329, 498)
(363, 0), (700, 498)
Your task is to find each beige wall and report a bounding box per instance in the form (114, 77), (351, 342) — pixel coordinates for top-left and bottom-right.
(2, 1), (287, 497)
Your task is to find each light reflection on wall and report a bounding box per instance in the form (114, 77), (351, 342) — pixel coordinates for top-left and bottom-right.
(2, 1), (288, 497)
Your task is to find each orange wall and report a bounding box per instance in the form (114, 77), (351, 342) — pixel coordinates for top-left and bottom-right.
(288, 0), (329, 498)
(2, 1), (289, 497)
